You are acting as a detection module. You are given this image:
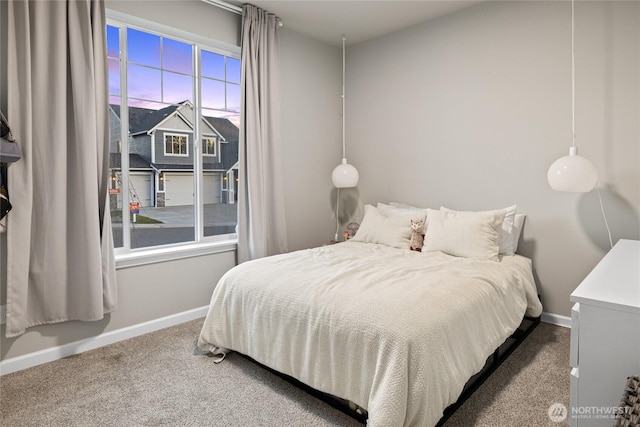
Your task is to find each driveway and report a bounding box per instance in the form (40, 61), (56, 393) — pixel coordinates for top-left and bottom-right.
(124, 203), (238, 227)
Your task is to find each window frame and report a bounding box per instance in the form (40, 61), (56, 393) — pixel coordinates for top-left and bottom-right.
(164, 133), (189, 156)
(107, 10), (240, 267)
(202, 136), (217, 156)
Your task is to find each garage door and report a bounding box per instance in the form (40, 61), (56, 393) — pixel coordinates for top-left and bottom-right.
(203, 173), (222, 204)
(164, 173), (222, 206)
(117, 172), (152, 207)
(164, 173), (194, 206)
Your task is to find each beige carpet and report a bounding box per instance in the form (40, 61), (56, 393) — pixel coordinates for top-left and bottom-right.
(0, 319), (569, 426)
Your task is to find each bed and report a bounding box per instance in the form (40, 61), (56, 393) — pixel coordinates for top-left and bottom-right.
(198, 204), (543, 427)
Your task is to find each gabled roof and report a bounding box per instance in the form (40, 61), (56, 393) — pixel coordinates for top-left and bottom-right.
(109, 153), (152, 170)
(110, 101), (225, 138)
(110, 104), (181, 135)
(205, 117), (237, 142)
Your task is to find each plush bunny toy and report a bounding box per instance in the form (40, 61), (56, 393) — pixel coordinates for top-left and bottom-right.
(409, 219), (425, 252)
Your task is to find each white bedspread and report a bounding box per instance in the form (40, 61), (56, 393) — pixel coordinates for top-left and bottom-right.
(198, 242), (542, 427)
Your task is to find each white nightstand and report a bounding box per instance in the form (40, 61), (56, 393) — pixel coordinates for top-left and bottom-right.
(569, 239), (640, 427)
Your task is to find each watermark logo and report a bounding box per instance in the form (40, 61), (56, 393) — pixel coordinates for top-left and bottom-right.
(548, 403), (568, 423)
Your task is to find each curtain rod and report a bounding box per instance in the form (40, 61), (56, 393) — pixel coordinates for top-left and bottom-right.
(201, 0), (242, 15)
(201, 0), (284, 27)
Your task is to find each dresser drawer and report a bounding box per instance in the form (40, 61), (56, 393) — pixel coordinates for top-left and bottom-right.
(570, 303), (579, 368)
(570, 367), (579, 427)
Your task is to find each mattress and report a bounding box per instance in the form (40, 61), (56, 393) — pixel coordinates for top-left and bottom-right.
(198, 241), (543, 427)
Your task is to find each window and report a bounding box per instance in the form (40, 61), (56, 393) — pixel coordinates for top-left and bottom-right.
(203, 137), (216, 156)
(158, 172), (165, 192)
(165, 134), (188, 156)
(107, 15), (240, 254)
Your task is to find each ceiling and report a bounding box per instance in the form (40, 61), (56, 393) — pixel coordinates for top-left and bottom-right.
(227, 1), (483, 46)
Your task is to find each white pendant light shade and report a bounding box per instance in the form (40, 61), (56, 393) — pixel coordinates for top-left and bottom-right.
(547, 146), (597, 192)
(547, 0), (598, 193)
(332, 158), (359, 188)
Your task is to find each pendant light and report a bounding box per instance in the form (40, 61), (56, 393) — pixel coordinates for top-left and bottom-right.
(547, 0), (597, 192)
(331, 35), (359, 188)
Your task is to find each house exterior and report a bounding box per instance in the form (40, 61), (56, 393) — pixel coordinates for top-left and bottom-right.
(109, 100), (239, 208)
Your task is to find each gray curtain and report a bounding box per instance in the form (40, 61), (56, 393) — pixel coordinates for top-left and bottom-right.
(237, 4), (288, 263)
(6, 0), (117, 338)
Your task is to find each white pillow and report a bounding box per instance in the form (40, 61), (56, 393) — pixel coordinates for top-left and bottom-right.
(352, 205), (414, 249)
(508, 214), (526, 254)
(389, 202), (427, 211)
(424, 208), (505, 261)
(441, 205), (517, 255)
(377, 202), (427, 221)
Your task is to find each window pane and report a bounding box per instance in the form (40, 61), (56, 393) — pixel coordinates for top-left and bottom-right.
(203, 137), (216, 155)
(128, 65), (161, 102)
(163, 71), (192, 104)
(128, 99), (167, 110)
(202, 78), (225, 110)
(201, 50), (224, 79)
(202, 111), (239, 237)
(127, 28), (160, 67)
(108, 96), (123, 248)
(163, 38), (192, 75)
(226, 57), (240, 83)
(107, 25), (119, 58)
(226, 83), (240, 112)
(174, 138), (182, 154)
(108, 58), (120, 96)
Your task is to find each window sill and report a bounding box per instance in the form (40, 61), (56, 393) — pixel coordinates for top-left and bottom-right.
(115, 239), (237, 269)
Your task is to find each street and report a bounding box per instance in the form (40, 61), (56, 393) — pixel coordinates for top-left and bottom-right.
(111, 203), (237, 248)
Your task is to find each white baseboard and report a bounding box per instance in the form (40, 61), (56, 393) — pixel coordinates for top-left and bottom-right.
(541, 311), (571, 328)
(0, 306), (208, 376)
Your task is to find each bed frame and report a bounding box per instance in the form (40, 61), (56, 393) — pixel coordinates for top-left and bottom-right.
(243, 313), (541, 425)
(436, 313), (540, 425)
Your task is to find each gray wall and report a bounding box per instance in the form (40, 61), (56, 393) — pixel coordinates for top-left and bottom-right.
(346, 0), (639, 317)
(279, 29), (343, 251)
(130, 134), (153, 159)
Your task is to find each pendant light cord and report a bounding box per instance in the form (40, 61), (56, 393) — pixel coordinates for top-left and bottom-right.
(573, 0), (613, 249)
(596, 186), (614, 249)
(334, 35), (347, 242)
(342, 35), (346, 159)
(571, 0), (576, 148)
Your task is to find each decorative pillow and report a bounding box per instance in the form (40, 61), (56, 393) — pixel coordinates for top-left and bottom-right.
(441, 205), (517, 255)
(424, 208), (505, 261)
(352, 205), (415, 249)
(376, 203), (427, 221)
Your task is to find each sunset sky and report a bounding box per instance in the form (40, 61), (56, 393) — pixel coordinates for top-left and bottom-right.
(106, 25), (240, 121)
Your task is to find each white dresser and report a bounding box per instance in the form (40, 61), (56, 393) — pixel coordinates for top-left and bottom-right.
(569, 239), (640, 427)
